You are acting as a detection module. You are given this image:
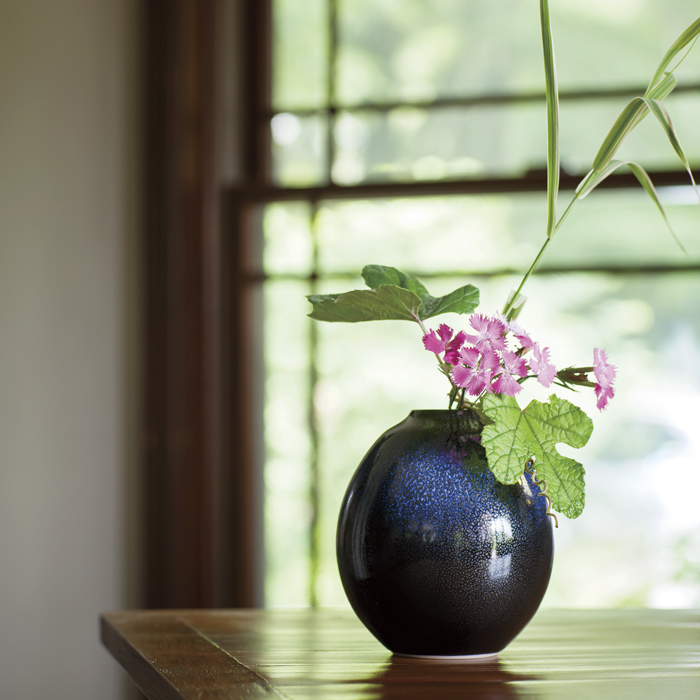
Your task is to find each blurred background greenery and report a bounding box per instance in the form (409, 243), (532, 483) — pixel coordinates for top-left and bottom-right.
(263, 0), (700, 608)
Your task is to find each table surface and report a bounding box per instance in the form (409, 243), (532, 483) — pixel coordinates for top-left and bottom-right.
(101, 608), (700, 700)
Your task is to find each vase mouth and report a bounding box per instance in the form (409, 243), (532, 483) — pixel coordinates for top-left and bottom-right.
(405, 408), (483, 433)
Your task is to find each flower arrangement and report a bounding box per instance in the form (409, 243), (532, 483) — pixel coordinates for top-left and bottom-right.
(307, 3), (700, 523)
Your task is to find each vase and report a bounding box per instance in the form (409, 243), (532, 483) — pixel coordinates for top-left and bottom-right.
(336, 409), (554, 658)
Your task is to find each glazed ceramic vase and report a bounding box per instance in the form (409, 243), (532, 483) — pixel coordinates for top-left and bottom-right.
(336, 409), (554, 658)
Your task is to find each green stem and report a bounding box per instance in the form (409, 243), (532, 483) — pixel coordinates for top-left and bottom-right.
(502, 194), (580, 318)
(553, 194), (578, 235)
(502, 238), (551, 317)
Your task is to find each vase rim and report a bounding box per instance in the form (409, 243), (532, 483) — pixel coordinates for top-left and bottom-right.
(408, 408), (478, 416)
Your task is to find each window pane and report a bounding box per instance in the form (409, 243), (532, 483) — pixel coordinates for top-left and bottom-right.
(332, 105), (545, 184)
(328, 92), (700, 186)
(273, 0), (328, 110)
(315, 191), (700, 276)
(263, 202), (314, 277)
(337, 0), (700, 103)
(264, 280), (313, 606)
(272, 113), (328, 187)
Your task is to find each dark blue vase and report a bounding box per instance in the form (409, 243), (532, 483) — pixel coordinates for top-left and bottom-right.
(337, 409), (554, 658)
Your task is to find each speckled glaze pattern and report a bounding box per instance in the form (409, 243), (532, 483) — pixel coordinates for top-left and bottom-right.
(337, 409), (554, 657)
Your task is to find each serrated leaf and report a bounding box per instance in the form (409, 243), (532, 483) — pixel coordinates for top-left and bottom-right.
(480, 394), (593, 519)
(307, 285), (422, 322)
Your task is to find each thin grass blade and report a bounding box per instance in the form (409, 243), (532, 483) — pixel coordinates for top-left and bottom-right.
(592, 98), (648, 171)
(646, 17), (700, 94)
(592, 73), (679, 173)
(540, 0), (559, 239)
(627, 162), (686, 254)
(572, 160), (685, 253)
(647, 72), (678, 101)
(574, 161), (630, 200)
(642, 98), (700, 201)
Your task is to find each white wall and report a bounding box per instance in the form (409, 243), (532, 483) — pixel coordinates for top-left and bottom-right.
(0, 1), (139, 698)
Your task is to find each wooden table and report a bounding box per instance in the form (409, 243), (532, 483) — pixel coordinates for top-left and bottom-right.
(101, 608), (700, 699)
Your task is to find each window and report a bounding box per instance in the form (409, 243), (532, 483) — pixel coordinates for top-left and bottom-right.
(255, 0), (700, 607)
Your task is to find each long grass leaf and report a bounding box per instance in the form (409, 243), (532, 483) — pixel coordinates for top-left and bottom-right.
(572, 160), (685, 253)
(591, 93), (699, 197)
(540, 0), (559, 239)
(575, 161), (630, 200)
(642, 98), (700, 201)
(592, 71), (680, 175)
(646, 17), (700, 94)
(627, 163), (687, 253)
(646, 72), (678, 101)
(592, 98), (648, 171)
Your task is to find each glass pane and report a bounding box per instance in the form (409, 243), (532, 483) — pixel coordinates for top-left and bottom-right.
(332, 105), (545, 184)
(337, 0), (700, 104)
(264, 280), (313, 606)
(330, 92), (700, 185)
(273, 0), (328, 110)
(316, 191), (700, 277)
(263, 202), (314, 277)
(272, 113), (328, 187)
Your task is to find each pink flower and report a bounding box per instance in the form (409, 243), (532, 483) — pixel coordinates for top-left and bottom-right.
(492, 350), (528, 396)
(451, 347), (500, 396)
(463, 314), (507, 353)
(422, 324), (466, 365)
(509, 321), (535, 350)
(593, 348), (616, 410)
(529, 342), (557, 387)
(595, 384), (615, 411)
(444, 331), (467, 365)
(422, 328), (446, 354)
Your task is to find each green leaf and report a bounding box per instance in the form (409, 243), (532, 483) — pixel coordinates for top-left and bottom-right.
(419, 284), (480, 320)
(574, 160), (632, 199)
(307, 293), (340, 304)
(592, 96), (700, 197)
(361, 264), (479, 320)
(540, 0), (560, 240)
(642, 98), (699, 200)
(308, 265), (479, 323)
(361, 265), (429, 297)
(646, 72), (678, 101)
(307, 285), (422, 323)
(480, 394), (593, 519)
(574, 159), (686, 253)
(592, 97), (649, 171)
(646, 17), (700, 95)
